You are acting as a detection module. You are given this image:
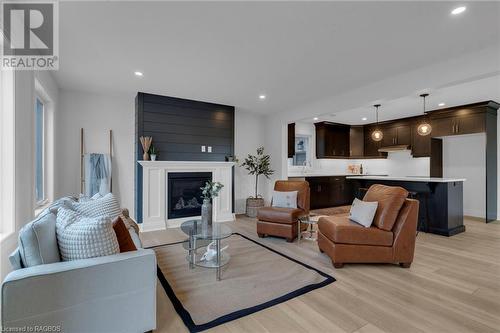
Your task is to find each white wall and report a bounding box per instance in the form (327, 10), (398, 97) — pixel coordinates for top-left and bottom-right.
(56, 90), (136, 215)
(1, 70), (59, 280)
(234, 110), (267, 213)
(443, 134), (486, 218)
(56, 91), (267, 216)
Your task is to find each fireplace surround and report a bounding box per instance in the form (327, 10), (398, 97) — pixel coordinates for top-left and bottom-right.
(138, 161), (235, 231)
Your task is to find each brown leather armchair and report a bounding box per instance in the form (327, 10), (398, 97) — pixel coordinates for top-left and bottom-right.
(317, 184), (419, 268)
(257, 180), (310, 242)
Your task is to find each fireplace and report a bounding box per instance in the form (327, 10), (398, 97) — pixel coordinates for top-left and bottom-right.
(167, 172), (212, 219)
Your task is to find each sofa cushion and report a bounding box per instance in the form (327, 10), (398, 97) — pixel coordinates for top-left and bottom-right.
(8, 248), (23, 270)
(272, 190), (298, 209)
(257, 207), (304, 224)
(68, 193), (121, 220)
(113, 217), (137, 252)
(318, 215), (393, 246)
(56, 207), (120, 261)
(363, 184), (408, 231)
(18, 212), (61, 267)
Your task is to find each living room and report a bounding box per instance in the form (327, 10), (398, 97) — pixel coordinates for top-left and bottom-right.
(1, 1), (500, 332)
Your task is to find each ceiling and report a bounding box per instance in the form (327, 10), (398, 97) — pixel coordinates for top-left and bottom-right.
(55, 1), (500, 116)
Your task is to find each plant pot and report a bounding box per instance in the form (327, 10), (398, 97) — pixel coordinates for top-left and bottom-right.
(201, 198), (213, 226)
(150, 154), (157, 161)
(246, 197), (264, 218)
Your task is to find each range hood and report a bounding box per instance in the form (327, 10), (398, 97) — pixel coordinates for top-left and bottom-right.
(378, 144), (411, 153)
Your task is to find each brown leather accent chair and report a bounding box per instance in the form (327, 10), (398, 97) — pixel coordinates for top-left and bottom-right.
(317, 184), (419, 268)
(257, 180), (310, 242)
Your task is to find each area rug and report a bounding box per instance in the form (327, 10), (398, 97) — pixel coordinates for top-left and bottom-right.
(153, 233), (335, 332)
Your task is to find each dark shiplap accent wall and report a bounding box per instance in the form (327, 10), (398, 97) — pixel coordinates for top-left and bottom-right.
(135, 92), (235, 222)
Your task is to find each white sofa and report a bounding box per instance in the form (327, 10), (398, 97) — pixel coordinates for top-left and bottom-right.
(1, 208), (157, 333)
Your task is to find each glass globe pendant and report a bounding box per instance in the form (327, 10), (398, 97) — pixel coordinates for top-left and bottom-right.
(371, 104), (383, 142)
(417, 93), (432, 136)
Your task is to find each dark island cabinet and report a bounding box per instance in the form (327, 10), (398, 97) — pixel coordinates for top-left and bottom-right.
(307, 176), (353, 209)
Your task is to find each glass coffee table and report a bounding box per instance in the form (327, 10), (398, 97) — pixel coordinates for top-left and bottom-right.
(180, 220), (232, 281)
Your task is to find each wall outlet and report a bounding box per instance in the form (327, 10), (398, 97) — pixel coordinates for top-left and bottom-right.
(201, 145), (206, 152)
(208, 146), (212, 153)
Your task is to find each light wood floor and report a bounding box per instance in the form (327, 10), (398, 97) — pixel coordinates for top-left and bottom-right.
(141, 216), (500, 333)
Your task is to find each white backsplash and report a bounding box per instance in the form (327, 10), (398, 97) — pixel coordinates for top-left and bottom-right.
(291, 150), (429, 176)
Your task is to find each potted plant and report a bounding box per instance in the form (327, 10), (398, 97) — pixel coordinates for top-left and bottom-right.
(149, 146), (158, 161)
(240, 146), (274, 217)
(200, 181), (224, 226)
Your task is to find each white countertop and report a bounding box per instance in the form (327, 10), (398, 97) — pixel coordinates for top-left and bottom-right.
(346, 175), (466, 183)
(288, 172), (355, 177)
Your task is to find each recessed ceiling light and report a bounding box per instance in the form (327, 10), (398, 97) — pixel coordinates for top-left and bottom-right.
(362, 117), (368, 121)
(438, 102), (446, 107)
(313, 117), (319, 121)
(259, 94), (266, 100)
(134, 71), (144, 77)
(451, 6), (466, 15)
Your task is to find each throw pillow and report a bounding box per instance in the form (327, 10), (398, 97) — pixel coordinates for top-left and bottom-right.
(113, 217), (137, 252)
(272, 190), (298, 209)
(18, 212), (61, 267)
(69, 192), (121, 220)
(349, 198), (378, 228)
(56, 207), (120, 261)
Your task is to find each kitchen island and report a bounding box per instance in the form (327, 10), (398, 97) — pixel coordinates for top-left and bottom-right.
(347, 176), (466, 236)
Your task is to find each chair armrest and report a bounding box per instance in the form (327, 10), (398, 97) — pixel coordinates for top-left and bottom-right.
(2, 249), (156, 332)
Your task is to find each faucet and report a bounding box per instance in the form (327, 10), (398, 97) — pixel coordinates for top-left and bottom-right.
(302, 160), (312, 174)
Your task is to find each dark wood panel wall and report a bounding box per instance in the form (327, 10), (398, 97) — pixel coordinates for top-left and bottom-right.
(135, 92), (235, 222)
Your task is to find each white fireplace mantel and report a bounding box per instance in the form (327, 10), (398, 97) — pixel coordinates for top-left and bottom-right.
(138, 161), (235, 231)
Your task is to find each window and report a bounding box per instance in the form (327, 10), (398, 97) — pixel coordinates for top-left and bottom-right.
(292, 135), (312, 166)
(0, 69), (15, 236)
(35, 97), (46, 204)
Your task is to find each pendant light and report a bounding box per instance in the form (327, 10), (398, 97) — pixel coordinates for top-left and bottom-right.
(417, 93), (432, 136)
(371, 104), (383, 141)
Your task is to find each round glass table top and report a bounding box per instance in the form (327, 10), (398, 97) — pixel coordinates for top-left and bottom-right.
(180, 220), (232, 240)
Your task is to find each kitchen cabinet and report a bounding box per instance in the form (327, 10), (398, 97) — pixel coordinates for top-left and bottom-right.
(381, 124), (411, 146)
(288, 123), (295, 158)
(363, 125), (385, 157)
(411, 120), (431, 157)
(307, 176), (353, 209)
(349, 126), (364, 157)
(315, 122), (350, 158)
(430, 110), (486, 137)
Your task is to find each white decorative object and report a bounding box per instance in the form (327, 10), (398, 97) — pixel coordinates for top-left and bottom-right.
(138, 161), (235, 230)
(56, 207), (120, 261)
(150, 154), (157, 161)
(349, 198), (378, 228)
(272, 190), (298, 209)
(200, 241), (228, 262)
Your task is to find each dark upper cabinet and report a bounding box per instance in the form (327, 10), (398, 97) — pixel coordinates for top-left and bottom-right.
(363, 125), (384, 157)
(288, 123), (295, 158)
(455, 112), (486, 135)
(411, 118), (431, 157)
(430, 108), (486, 137)
(315, 122), (350, 158)
(349, 126), (364, 157)
(430, 116), (455, 137)
(381, 123), (411, 146)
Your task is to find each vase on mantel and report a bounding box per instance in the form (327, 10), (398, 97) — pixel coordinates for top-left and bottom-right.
(201, 198), (212, 227)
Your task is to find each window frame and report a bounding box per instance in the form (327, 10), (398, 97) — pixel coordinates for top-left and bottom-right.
(34, 94), (48, 207)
